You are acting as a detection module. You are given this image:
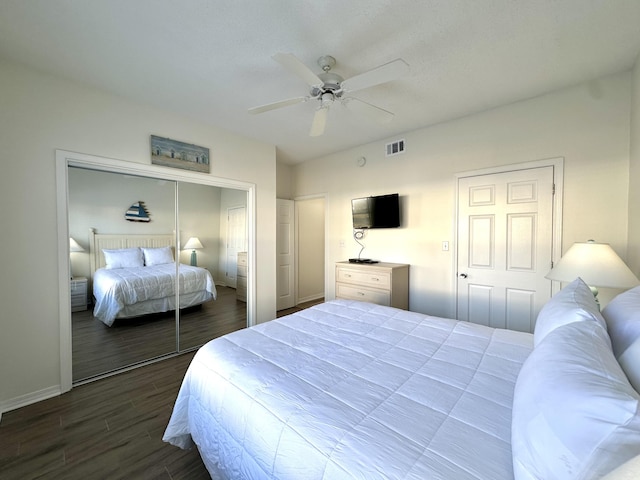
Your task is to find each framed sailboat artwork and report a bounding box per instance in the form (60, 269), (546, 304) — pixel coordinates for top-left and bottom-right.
(125, 201), (151, 222)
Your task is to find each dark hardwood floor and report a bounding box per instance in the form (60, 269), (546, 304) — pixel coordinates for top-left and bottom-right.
(73, 286), (247, 382)
(0, 351), (209, 480)
(0, 297), (323, 480)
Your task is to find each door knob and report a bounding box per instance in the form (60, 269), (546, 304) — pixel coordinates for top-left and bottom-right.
(459, 273), (468, 278)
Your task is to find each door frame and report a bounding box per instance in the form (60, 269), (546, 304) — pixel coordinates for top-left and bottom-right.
(453, 157), (564, 319)
(294, 193), (327, 304)
(55, 149), (257, 394)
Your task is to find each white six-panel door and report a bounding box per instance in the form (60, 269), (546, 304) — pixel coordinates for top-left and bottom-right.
(457, 166), (554, 332)
(225, 206), (246, 288)
(277, 199), (296, 311)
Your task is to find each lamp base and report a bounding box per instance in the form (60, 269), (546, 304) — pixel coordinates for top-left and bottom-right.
(190, 250), (197, 267)
(589, 285), (600, 311)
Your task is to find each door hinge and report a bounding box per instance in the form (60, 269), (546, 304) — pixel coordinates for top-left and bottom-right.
(552, 183), (555, 195)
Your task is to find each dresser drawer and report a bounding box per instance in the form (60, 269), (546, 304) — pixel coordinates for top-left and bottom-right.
(237, 252), (247, 266)
(335, 261), (409, 310)
(237, 265), (247, 278)
(336, 283), (391, 306)
(70, 277), (88, 312)
(336, 267), (391, 289)
(70, 282), (85, 296)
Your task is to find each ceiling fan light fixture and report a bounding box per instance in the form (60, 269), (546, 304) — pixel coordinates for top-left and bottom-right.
(320, 92), (334, 107)
(249, 52), (409, 135)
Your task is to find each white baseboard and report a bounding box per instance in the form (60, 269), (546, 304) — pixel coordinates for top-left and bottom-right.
(297, 293), (324, 304)
(0, 385), (62, 420)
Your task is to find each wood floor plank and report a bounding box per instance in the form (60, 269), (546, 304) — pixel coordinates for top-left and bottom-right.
(0, 350), (208, 479)
(73, 286), (247, 381)
(0, 297), (322, 479)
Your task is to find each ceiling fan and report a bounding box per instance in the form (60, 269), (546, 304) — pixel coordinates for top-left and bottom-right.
(248, 53), (409, 136)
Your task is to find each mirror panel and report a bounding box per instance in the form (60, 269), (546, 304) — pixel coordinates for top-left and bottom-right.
(177, 182), (248, 351)
(69, 166), (178, 382)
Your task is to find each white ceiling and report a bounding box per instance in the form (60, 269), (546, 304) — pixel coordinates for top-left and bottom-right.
(1, 1), (640, 164)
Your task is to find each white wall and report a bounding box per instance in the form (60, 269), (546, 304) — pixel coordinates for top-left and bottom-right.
(276, 160), (293, 199)
(628, 54), (640, 275)
(0, 59), (276, 411)
(177, 182), (223, 275)
(293, 72), (632, 318)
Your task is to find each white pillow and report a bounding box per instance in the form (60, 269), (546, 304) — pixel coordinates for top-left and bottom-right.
(533, 277), (606, 346)
(102, 247), (144, 269)
(141, 246), (174, 266)
(602, 286), (640, 392)
(602, 286), (640, 357)
(512, 320), (640, 480)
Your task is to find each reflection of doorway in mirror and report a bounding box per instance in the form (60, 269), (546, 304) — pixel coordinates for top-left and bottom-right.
(226, 206), (246, 288)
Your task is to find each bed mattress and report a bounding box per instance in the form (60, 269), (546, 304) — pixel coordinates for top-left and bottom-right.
(93, 263), (216, 326)
(164, 299), (533, 479)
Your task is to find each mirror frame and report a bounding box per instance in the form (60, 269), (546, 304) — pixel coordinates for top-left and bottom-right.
(55, 149), (256, 393)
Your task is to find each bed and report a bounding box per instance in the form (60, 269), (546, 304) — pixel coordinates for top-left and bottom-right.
(89, 229), (217, 326)
(163, 279), (640, 480)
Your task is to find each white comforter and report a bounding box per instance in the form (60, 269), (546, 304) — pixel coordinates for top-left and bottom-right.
(93, 263), (216, 326)
(163, 299), (533, 480)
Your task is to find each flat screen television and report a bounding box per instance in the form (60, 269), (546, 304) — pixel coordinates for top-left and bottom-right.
(352, 193), (400, 229)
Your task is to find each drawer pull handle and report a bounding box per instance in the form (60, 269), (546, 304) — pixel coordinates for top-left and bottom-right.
(358, 292), (365, 296)
(345, 274), (351, 277)
(371, 277), (379, 281)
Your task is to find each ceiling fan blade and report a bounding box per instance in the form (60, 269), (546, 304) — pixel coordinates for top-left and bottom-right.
(344, 97), (394, 124)
(309, 107), (329, 136)
(248, 96), (307, 114)
(273, 53), (323, 88)
(341, 58), (409, 93)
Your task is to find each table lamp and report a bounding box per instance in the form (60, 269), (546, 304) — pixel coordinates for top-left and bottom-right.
(183, 237), (203, 266)
(545, 240), (639, 308)
(69, 237), (85, 279)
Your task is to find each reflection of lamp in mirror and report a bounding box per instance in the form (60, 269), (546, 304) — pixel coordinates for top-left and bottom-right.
(69, 237), (85, 279)
(545, 240), (639, 308)
(184, 237), (204, 266)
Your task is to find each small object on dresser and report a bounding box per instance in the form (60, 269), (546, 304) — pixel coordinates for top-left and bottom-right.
(348, 258), (378, 264)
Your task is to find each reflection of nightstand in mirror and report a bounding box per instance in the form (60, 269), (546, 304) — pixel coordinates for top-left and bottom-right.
(70, 277), (88, 312)
(237, 252), (247, 302)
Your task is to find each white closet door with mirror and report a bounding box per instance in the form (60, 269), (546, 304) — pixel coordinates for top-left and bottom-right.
(59, 152), (253, 387)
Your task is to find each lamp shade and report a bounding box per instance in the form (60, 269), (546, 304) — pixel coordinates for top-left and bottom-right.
(183, 237), (203, 250)
(69, 237), (85, 252)
(546, 241), (639, 289)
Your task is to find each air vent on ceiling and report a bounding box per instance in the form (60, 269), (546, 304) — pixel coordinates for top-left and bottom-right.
(385, 139), (405, 157)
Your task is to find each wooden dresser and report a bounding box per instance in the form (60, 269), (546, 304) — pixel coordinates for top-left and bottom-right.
(237, 252), (247, 302)
(335, 261), (409, 310)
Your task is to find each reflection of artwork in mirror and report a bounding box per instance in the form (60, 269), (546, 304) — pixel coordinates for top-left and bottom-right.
(151, 135), (210, 173)
(125, 201), (151, 222)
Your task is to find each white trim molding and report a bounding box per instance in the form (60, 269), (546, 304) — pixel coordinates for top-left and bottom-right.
(0, 385), (62, 419)
(55, 149), (257, 395)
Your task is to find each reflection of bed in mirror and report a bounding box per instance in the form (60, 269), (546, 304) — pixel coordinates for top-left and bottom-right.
(89, 228), (217, 326)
